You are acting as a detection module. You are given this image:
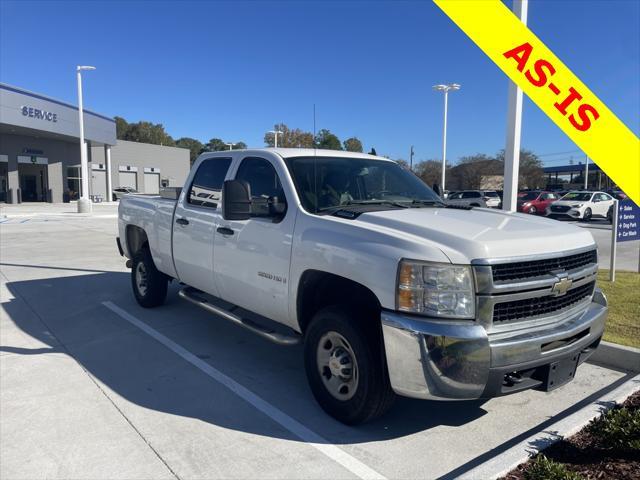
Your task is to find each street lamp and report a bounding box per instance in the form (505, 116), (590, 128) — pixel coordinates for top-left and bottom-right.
(269, 130), (283, 148)
(432, 83), (461, 192)
(226, 143), (235, 150)
(77, 65), (96, 213)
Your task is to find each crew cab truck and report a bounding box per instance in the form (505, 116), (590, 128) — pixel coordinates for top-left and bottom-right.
(117, 149), (608, 425)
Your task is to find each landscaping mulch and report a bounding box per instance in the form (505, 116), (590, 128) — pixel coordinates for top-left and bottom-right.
(503, 391), (640, 480)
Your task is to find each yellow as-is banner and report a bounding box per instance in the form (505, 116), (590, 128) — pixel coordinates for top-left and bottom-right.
(434, 0), (640, 205)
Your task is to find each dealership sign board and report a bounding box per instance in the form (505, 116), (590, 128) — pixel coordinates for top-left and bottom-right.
(617, 200), (639, 243)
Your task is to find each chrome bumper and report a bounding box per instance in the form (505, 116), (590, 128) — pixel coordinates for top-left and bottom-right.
(381, 289), (608, 400)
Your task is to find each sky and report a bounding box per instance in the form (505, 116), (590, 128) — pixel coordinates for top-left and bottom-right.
(1, 0), (638, 167)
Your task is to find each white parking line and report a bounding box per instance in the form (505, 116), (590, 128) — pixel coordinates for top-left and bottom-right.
(102, 301), (386, 480)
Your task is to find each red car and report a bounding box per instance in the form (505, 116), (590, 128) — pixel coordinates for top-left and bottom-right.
(517, 191), (560, 215)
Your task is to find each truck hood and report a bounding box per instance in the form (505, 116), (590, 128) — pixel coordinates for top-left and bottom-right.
(357, 207), (595, 264)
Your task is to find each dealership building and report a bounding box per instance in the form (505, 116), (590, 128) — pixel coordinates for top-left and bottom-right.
(0, 83), (189, 203)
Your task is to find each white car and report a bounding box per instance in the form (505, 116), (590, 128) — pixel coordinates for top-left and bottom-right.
(546, 191), (615, 222)
(117, 149), (607, 425)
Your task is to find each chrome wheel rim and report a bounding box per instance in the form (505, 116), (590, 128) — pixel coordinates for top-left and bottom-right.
(135, 262), (148, 296)
(529, 206), (536, 214)
(317, 331), (359, 401)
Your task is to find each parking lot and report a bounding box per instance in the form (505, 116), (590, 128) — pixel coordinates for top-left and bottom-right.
(1, 204), (638, 479)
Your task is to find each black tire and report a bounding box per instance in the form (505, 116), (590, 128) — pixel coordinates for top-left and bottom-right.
(582, 208), (592, 222)
(607, 206), (613, 223)
(131, 247), (168, 308)
(470, 203), (481, 207)
(529, 206), (537, 215)
(304, 305), (395, 425)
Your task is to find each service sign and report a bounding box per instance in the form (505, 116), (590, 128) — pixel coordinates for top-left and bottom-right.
(617, 200), (640, 243)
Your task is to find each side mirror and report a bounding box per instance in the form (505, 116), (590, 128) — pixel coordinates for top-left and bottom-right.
(432, 183), (442, 197)
(222, 179), (251, 221)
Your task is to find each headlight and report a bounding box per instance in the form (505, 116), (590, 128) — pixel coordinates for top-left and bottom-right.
(571, 203), (584, 208)
(523, 202), (531, 207)
(397, 260), (475, 319)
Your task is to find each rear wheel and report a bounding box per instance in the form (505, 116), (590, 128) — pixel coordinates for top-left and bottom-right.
(131, 247), (168, 308)
(304, 305), (395, 425)
(607, 206), (613, 223)
(582, 208), (592, 222)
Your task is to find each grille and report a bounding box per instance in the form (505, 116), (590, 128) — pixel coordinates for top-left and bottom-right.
(493, 281), (595, 323)
(491, 250), (597, 282)
(551, 205), (571, 212)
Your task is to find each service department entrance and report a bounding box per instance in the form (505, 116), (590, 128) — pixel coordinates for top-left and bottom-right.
(17, 156), (48, 202)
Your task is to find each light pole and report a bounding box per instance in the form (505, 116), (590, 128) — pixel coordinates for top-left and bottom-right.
(226, 143), (235, 151)
(77, 65), (96, 213)
(432, 83), (460, 192)
(269, 130), (283, 148)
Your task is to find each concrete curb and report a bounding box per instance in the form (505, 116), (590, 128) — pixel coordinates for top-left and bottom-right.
(588, 341), (640, 372)
(458, 373), (640, 480)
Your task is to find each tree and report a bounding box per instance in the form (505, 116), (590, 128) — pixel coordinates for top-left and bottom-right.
(495, 149), (545, 189)
(315, 129), (342, 150)
(264, 123), (315, 148)
(343, 137), (363, 153)
(233, 141), (247, 150)
(175, 137), (204, 164)
(414, 160), (446, 187)
(115, 116), (129, 139)
(118, 120), (175, 146)
(395, 159), (410, 170)
(204, 138), (229, 152)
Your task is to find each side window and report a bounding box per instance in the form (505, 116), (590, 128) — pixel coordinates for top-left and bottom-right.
(235, 157), (287, 218)
(188, 157), (232, 208)
(462, 191), (480, 199)
(598, 193), (611, 201)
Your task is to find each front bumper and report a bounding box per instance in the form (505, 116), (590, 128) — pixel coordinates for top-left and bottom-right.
(547, 208), (582, 218)
(381, 289), (608, 400)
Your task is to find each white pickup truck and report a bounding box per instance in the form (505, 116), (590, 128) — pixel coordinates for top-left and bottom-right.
(117, 148), (608, 424)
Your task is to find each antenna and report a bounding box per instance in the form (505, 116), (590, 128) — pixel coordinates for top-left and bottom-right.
(313, 103), (318, 213)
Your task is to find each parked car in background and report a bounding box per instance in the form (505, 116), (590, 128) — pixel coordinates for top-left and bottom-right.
(446, 190), (486, 207)
(517, 191), (560, 215)
(446, 190), (500, 208)
(112, 187), (138, 201)
(546, 191), (615, 222)
(482, 190), (502, 208)
(606, 189), (627, 201)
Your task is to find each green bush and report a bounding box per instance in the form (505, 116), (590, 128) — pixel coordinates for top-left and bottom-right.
(587, 406), (640, 451)
(524, 455), (583, 480)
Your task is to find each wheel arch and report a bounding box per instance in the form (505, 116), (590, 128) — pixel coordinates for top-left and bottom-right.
(126, 225), (149, 258)
(296, 270), (382, 334)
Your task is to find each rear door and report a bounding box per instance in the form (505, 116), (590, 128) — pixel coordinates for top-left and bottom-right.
(172, 156), (232, 295)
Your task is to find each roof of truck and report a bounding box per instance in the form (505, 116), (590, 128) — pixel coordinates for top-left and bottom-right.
(200, 148), (393, 162)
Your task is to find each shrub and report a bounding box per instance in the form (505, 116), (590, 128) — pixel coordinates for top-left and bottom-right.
(524, 455), (583, 480)
(587, 406), (640, 451)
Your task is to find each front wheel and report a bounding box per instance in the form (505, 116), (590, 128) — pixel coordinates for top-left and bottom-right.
(582, 208), (592, 222)
(131, 247), (168, 308)
(304, 306), (395, 425)
(528, 206), (537, 215)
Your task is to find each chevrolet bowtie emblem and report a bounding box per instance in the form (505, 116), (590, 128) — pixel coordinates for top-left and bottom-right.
(551, 277), (573, 296)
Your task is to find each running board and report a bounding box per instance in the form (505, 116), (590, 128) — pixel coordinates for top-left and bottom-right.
(178, 287), (301, 346)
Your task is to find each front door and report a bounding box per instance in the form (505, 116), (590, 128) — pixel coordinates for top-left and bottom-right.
(172, 156), (232, 296)
(214, 156), (295, 324)
(21, 175), (38, 201)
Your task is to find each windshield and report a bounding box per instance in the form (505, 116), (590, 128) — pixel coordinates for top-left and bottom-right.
(284, 156), (442, 213)
(561, 192), (592, 201)
(518, 192), (539, 201)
